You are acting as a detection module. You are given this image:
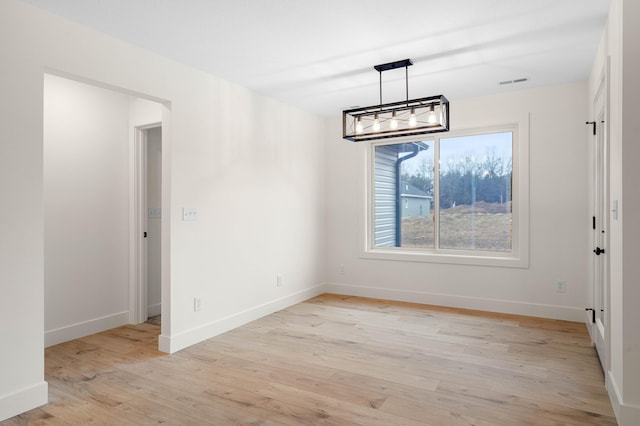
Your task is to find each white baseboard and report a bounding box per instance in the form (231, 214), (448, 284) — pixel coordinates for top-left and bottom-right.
(0, 381), (48, 422)
(147, 303), (161, 317)
(160, 285), (326, 354)
(325, 283), (585, 322)
(44, 311), (129, 347)
(608, 372), (622, 422)
(158, 333), (172, 354)
(607, 371), (640, 425)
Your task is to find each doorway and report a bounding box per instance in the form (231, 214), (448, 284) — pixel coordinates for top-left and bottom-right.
(145, 126), (162, 324)
(591, 63), (609, 372)
(132, 125), (162, 325)
(44, 73), (169, 348)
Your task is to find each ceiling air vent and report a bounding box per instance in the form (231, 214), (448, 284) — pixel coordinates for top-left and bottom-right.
(499, 77), (529, 86)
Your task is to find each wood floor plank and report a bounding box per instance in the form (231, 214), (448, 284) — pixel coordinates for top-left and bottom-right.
(3, 294), (616, 425)
(256, 382), (427, 426)
(212, 330), (442, 391)
(93, 368), (287, 425)
(436, 380), (617, 426)
(178, 349), (390, 411)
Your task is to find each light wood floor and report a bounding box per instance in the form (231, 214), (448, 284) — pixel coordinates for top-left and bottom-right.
(4, 294), (617, 425)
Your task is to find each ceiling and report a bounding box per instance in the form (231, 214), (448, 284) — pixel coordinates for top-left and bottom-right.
(21, 0), (611, 117)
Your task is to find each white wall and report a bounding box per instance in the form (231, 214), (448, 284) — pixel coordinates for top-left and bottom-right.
(0, 14), (47, 421)
(43, 74), (132, 346)
(326, 81), (589, 321)
(0, 0), (326, 420)
(620, 0), (640, 416)
(589, 0), (640, 423)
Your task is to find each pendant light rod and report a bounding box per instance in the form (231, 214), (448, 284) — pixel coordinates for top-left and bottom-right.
(379, 69), (382, 107)
(406, 65), (409, 105)
(374, 59), (413, 107)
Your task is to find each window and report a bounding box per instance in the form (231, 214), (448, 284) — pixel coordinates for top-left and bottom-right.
(365, 124), (528, 268)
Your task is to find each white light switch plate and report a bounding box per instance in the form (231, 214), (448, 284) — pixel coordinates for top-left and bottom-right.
(183, 207), (198, 221)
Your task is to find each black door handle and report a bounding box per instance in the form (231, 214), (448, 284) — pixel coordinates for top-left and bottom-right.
(594, 247), (605, 255)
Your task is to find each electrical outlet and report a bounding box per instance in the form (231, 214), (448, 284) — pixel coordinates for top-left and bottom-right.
(277, 274), (283, 287)
(556, 280), (567, 293)
(339, 264), (345, 275)
(194, 297), (202, 311)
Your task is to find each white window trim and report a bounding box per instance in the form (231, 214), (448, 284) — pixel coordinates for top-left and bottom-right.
(358, 114), (530, 269)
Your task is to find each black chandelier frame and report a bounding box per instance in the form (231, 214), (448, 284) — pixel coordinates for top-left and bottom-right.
(342, 59), (450, 142)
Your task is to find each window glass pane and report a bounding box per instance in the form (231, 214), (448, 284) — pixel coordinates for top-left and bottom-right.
(374, 142), (434, 248)
(438, 132), (512, 251)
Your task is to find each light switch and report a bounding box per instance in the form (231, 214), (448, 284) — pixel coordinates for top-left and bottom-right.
(183, 207), (198, 221)
(148, 207), (161, 219)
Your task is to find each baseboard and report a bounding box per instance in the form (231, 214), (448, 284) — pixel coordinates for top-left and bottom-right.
(158, 333), (172, 354)
(325, 283), (585, 322)
(44, 311), (129, 347)
(147, 303), (161, 317)
(0, 381), (48, 422)
(608, 372), (622, 422)
(161, 285), (326, 354)
(607, 371), (640, 425)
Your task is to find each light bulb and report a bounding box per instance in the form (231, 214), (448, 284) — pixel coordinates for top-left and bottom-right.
(409, 108), (417, 127)
(389, 111), (398, 130)
(372, 113), (380, 132)
(427, 104), (437, 124)
(355, 117), (364, 134)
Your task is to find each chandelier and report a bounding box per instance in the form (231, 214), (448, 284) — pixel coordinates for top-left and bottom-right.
(342, 59), (449, 142)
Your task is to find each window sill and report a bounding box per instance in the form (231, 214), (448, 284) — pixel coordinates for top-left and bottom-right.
(361, 247), (529, 269)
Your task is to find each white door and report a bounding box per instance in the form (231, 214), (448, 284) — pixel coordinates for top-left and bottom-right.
(592, 69), (609, 371)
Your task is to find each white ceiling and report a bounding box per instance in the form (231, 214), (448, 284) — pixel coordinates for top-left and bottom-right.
(21, 0), (611, 117)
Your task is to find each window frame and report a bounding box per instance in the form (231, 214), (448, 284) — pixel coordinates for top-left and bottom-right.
(359, 116), (529, 268)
